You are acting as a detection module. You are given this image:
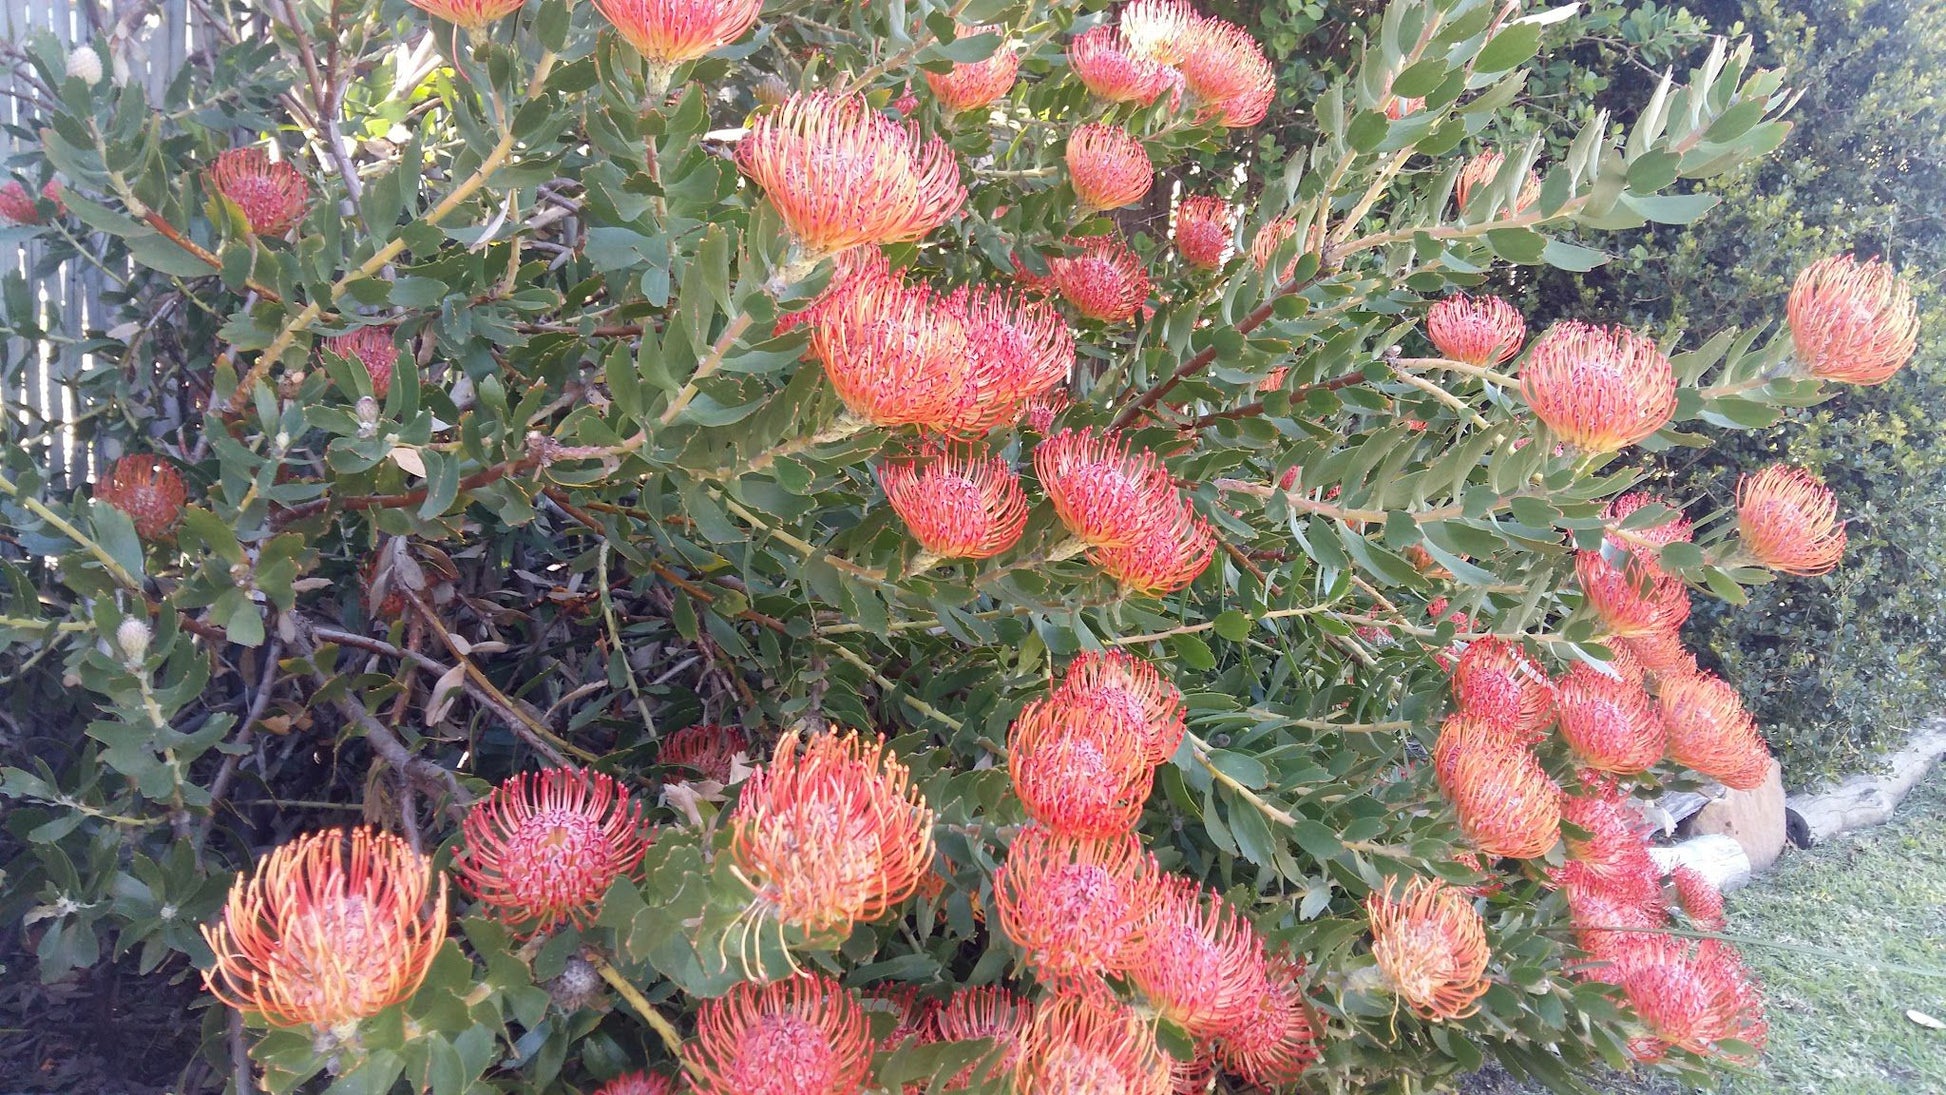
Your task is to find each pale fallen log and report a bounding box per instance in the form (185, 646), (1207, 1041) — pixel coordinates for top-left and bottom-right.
(1648, 833), (1753, 893)
(1786, 720), (1946, 845)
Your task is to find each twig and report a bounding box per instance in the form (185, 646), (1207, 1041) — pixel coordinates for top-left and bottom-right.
(584, 951), (684, 1055)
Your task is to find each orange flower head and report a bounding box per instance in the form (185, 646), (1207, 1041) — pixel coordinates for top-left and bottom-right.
(1008, 692), (1155, 839)
(405, 0), (522, 27)
(1049, 234), (1151, 323)
(1034, 428), (1175, 550)
(453, 767), (650, 935)
(962, 283), (1075, 419)
(208, 148), (310, 235)
(0, 179), (38, 225)
(880, 445), (1029, 561)
(1520, 322), (1677, 452)
(1130, 876), (1268, 1038)
(1620, 631), (1698, 684)
(1455, 150), (1540, 213)
(1787, 254), (1919, 385)
(1736, 464), (1847, 576)
(1657, 673), (1770, 791)
(737, 92), (965, 258)
(1091, 501), (1217, 596)
(96, 455), (186, 541)
(1014, 995), (1172, 1095)
(660, 722), (748, 784)
(1056, 650), (1188, 765)
(1426, 294), (1526, 367)
(993, 825), (1162, 991)
(1576, 549), (1691, 638)
(808, 264), (975, 431)
(1670, 865), (1726, 931)
(593, 1072), (678, 1095)
(201, 827), (447, 1030)
(1553, 663), (1666, 775)
(1564, 881), (1668, 976)
(1068, 25), (1174, 104)
(1067, 123), (1153, 214)
(934, 986), (1031, 1088)
(325, 326), (402, 400)
(1557, 782), (1660, 900)
(1208, 954), (1321, 1087)
(1172, 195), (1232, 268)
(925, 32), (1019, 114)
(1449, 637), (1554, 743)
(1605, 491), (1693, 566)
(1177, 18), (1276, 127)
(729, 730), (935, 937)
(1366, 876), (1492, 1021)
(1618, 941), (1767, 1061)
(593, 0), (764, 73)
(683, 974), (874, 1095)
(1249, 216), (1300, 283)
(1433, 714), (1562, 860)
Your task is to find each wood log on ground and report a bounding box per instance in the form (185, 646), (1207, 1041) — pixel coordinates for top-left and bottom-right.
(1786, 719), (1946, 845)
(1648, 833), (1753, 893)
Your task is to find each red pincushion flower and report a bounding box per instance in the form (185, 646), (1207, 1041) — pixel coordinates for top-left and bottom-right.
(1433, 714), (1562, 860)
(1618, 941), (1768, 1062)
(683, 974), (874, 1095)
(1067, 123), (1153, 213)
(729, 730), (935, 937)
(1008, 692), (1154, 839)
(593, 1072), (678, 1095)
(1034, 428), (1176, 550)
(934, 986), (1030, 1088)
(1620, 631), (1699, 683)
(659, 722), (747, 784)
(1208, 955), (1321, 1088)
(0, 179), (39, 225)
(593, 0), (765, 75)
(808, 265), (972, 431)
(1576, 549), (1691, 638)
(452, 767), (649, 934)
(1056, 650), (1188, 765)
(925, 32), (1020, 114)
(1366, 876), (1492, 1021)
(1172, 195), (1232, 268)
(1048, 235), (1151, 323)
(1177, 18), (1276, 127)
(1014, 995), (1172, 1095)
(1564, 881), (1668, 977)
(1129, 876), (1267, 1038)
(1092, 501), (1217, 596)
(1026, 386), (1073, 433)
(325, 326), (402, 399)
(95, 455), (187, 540)
(1657, 673), (1770, 791)
(1249, 216), (1299, 282)
(41, 177), (66, 216)
(1426, 294), (1526, 367)
(1787, 254), (1919, 385)
(737, 92), (965, 259)
(1520, 322), (1677, 452)
(202, 827), (447, 1030)
(405, 0), (523, 27)
(961, 283), (1075, 421)
(1553, 663), (1666, 775)
(1068, 25), (1174, 104)
(992, 825), (1163, 991)
(1670, 865), (1726, 931)
(1449, 637), (1554, 743)
(1557, 782), (1661, 901)
(880, 445), (1029, 561)
(1736, 464), (1847, 576)
(208, 148), (310, 236)
(1455, 150), (1540, 213)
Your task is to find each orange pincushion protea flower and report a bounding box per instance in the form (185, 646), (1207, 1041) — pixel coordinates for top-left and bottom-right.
(1787, 254), (1919, 385)
(925, 32), (1019, 114)
(737, 92), (965, 259)
(1014, 995), (1172, 1095)
(1426, 294), (1526, 367)
(659, 722), (748, 784)
(1056, 650), (1188, 765)
(1034, 428), (1175, 550)
(325, 326), (402, 399)
(1177, 18), (1276, 127)
(202, 827), (447, 1030)
(1736, 464), (1847, 576)
(1449, 637), (1554, 743)
(1618, 940), (1768, 1062)
(809, 265), (973, 431)
(1557, 781), (1660, 901)
(452, 767), (650, 934)
(405, 0), (523, 27)
(1621, 631), (1698, 683)
(1172, 195), (1232, 268)
(1366, 876), (1492, 1021)
(1576, 550), (1691, 638)
(934, 985), (1030, 1088)
(95, 455), (187, 540)
(1564, 880), (1667, 976)
(1433, 714), (1562, 860)
(1520, 322), (1677, 452)
(1455, 150), (1540, 213)
(208, 148), (310, 235)
(1047, 235), (1151, 323)
(1553, 663), (1666, 775)
(1670, 865), (1726, 931)
(880, 446), (1029, 561)
(961, 283), (1075, 421)
(1249, 216), (1299, 282)
(593, 1072), (678, 1095)
(683, 974), (874, 1095)
(1209, 955), (1322, 1088)
(1129, 876), (1267, 1038)
(1657, 672), (1770, 791)
(1008, 692), (1154, 839)
(1068, 25), (1174, 104)
(1067, 123), (1153, 213)
(0, 179), (39, 224)
(729, 730), (935, 936)
(993, 825), (1162, 991)
(593, 0), (763, 74)
(1092, 501), (1217, 596)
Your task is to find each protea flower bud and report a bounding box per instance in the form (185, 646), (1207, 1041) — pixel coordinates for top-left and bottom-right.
(1013, 995), (1172, 1095)
(1426, 294), (1526, 367)
(1055, 650), (1188, 766)
(1034, 428), (1175, 550)
(1067, 26), (1174, 104)
(1067, 123), (1153, 213)
(934, 985), (1030, 1088)
(755, 73), (789, 108)
(1576, 550), (1690, 637)
(452, 767), (649, 934)
(201, 827), (447, 1030)
(1455, 150), (1541, 213)
(0, 180), (39, 225)
(96, 455), (187, 540)
(1520, 322), (1677, 452)
(1119, 0), (1196, 64)
(1207, 954), (1322, 1087)
(1449, 637), (1554, 743)
(1670, 865), (1726, 931)
(592, 1072), (678, 1095)
(1366, 876), (1492, 1021)
(208, 148), (310, 236)
(592, 0), (764, 91)
(1172, 195), (1232, 268)
(737, 92), (965, 260)
(66, 45), (103, 85)
(1786, 254), (1919, 385)
(1008, 691), (1154, 839)
(992, 825), (1163, 992)
(1552, 663), (1666, 775)
(1091, 502), (1217, 596)
(404, 0), (524, 28)
(659, 722), (747, 784)
(115, 617), (152, 664)
(683, 974), (874, 1095)
(1657, 672), (1770, 791)
(1130, 876), (1267, 1038)
(1433, 714), (1562, 860)
(325, 326), (402, 400)
(728, 730), (935, 937)
(41, 177), (66, 216)
(1248, 216), (1299, 282)
(879, 445), (1030, 561)
(924, 32), (1019, 114)
(1736, 464), (1847, 576)
(1177, 18), (1276, 127)
(1047, 235), (1151, 323)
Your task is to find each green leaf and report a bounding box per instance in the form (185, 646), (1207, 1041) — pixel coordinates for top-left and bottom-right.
(1540, 239), (1610, 272)
(126, 233), (216, 277)
(1212, 609), (1251, 642)
(1475, 23), (1542, 74)
(1485, 228), (1547, 264)
(1621, 192), (1720, 225)
(1292, 819), (1343, 860)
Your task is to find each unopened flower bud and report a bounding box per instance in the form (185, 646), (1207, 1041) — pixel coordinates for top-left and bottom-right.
(116, 618), (151, 664)
(66, 46), (103, 86)
(755, 74), (788, 109)
(355, 396), (381, 437)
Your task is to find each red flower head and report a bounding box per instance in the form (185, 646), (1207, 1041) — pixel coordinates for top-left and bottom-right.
(1068, 26), (1174, 104)
(925, 32), (1019, 114)
(1564, 881), (1668, 976)
(1067, 123), (1153, 214)
(1130, 876), (1268, 1038)
(1787, 254), (1919, 385)
(1557, 782), (1661, 902)
(1008, 691), (1155, 839)
(0, 179), (39, 225)
(1048, 235), (1151, 323)
(737, 92), (965, 259)
(1426, 294), (1526, 367)
(1249, 216), (1299, 282)
(1553, 663), (1666, 775)
(1034, 428), (1175, 550)
(659, 722), (748, 784)
(1657, 672), (1770, 791)
(993, 825), (1163, 991)
(1618, 941), (1767, 1061)
(405, 0), (523, 27)
(1026, 387), (1073, 433)
(934, 986), (1031, 1088)
(962, 283), (1075, 419)
(683, 974), (874, 1095)
(880, 445), (1029, 561)
(453, 767), (650, 935)
(1014, 995), (1172, 1095)
(1736, 464), (1847, 576)
(1119, 0), (1196, 64)
(1620, 631), (1699, 684)
(1177, 19), (1276, 127)
(1056, 650), (1188, 765)
(1670, 865), (1726, 931)
(1172, 195), (1232, 268)
(1455, 150), (1540, 213)
(208, 148), (310, 236)
(1208, 955), (1322, 1088)
(1170, 1052), (1218, 1095)
(593, 0), (764, 78)
(1092, 501), (1217, 596)
(1366, 876), (1492, 1021)
(1433, 714), (1562, 860)
(325, 326), (402, 400)
(809, 265), (975, 431)
(201, 827), (447, 1030)
(1604, 491), (1693, 567)
(41, 177), (67, 216)
(593, 1072), (678, 1095)
(95, 455), (187, 541)
(1449, 637), (1554, 743)
(1520, 322), (1677, 452)
(1576, 549), (1691, 638)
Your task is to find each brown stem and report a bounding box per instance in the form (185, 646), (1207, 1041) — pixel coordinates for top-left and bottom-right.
(1109, 272), (1325, 430)
(1181, 372), (1368, 429)
(139, 211), (286, 303)
(269, 451), (538, 528)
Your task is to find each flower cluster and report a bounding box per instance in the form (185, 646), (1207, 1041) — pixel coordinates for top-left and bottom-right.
(1455, 148), (1540, 214)
(880, 445), (1030, 562)
(925, 28), (1020, 114)
(1520, 322), (1678, 453)
(1067, 123), (1153, 213)
(1035, 427), (1215, 594)
(1736, 463), (1847, 576)
(208, 147), (310, 236)
(324, 326), (402, 399)
(1172, 194), (1233, 268)
(593, 0), (765, 85)
(1367, 876), (1491, 1021)
(1066, 0), (1273, 126)
(1426, 294), (1527, 367)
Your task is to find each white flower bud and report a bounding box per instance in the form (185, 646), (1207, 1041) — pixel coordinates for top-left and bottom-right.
(116, 617), (151, 664)
(355, 396), (381, 437)
(65, 46), (103, 86)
